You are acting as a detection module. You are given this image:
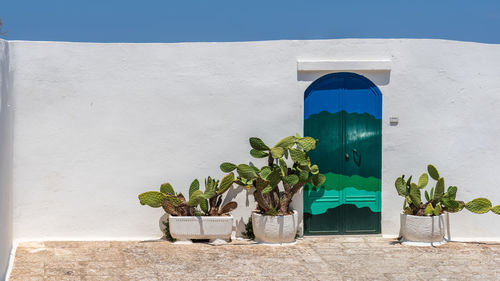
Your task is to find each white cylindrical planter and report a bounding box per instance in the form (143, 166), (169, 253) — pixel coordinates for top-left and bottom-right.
(399, 213), (446, 246)
(252, 210), (298, 244)
(167, 215), (233, 243)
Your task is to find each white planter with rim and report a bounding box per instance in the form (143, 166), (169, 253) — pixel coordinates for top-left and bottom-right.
(160, 214), (233, 243)
(252, 210), (298, 244)
(399, 213), (447, 246)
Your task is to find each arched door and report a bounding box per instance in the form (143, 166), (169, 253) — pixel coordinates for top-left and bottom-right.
(304, 72), (382, 235)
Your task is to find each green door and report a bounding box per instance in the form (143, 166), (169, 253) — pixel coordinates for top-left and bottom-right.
(303, 72), (381, 235)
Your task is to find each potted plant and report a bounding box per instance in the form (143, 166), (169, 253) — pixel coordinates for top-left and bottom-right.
(138, 173), (237, 243)
(220, 135), (325, 244)
(396, 164), (500, 245)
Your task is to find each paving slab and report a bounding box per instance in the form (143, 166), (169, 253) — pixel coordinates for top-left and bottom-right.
(8, 237), (500, 281)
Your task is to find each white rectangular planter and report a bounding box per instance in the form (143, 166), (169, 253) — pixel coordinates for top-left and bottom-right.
(168, 215), (233, 242)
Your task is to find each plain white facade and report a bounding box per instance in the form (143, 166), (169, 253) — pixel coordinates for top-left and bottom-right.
(0, 39), (499, 273)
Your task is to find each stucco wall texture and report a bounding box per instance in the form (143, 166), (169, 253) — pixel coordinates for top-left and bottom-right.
(5, 39), (500, 242)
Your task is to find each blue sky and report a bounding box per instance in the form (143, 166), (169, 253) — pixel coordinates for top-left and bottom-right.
(2, 0), (500, 43)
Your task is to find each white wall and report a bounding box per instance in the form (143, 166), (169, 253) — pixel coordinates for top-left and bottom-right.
(0, 39), (13, 280)
(7, 39), (500, 241)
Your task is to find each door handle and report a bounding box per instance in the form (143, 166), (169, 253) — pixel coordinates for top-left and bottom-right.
(352, 149), (361, 167)
(345, 153), (349, 160)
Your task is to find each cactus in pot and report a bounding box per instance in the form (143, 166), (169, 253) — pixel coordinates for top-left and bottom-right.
(138, 174), (237, 216)
(395, 164), (500, 216)
(220, 134), (325, 216)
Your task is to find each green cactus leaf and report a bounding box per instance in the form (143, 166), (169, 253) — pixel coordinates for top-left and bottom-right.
(200, 199), (209, 214)
(427, 164), (440, 180)
(261, 185), (274, 194)
(433, 204), (442, 216)
(270, 147), (285, 159)
(434, 178), (445, 202)
(267, 168), (282, 187)
(424, 203), (434, 216)
(250, 164), (260, 173)
(138, 191), (167, 208)
(443, 186), (457, 200)
(187, 190), (204, 207)
(249, 137), (269, 151)
(409, 183), (421, 207)
(430, 187), (434, 200)
(296, 137), (317, 152)
(425, 190), (430, 202)
(491, 205), (500, 215)
(273, 136), (296, 149)
(260, 166), (272, 179)
(405, 195), (412, 205)
(406, 176), (412, 187)
(310, 164), (319, 175)
(465, 198), (492, 214)
(220, 162), (237, 173)
(160, 183), (175, 195)
(310, 173), (326, 187)
(250, 149), (269, 158)
(189, 179), (200, 197)
(255, 177), (270, 191)
(299, 170), (309, 182)
(289, 148), (306, 163)
(203, 183), (217, 199)
(237, 164), (257, 179)
(395, 177), (407, 196)
(218, 173), (235, 194)
(418, 173), (428, 189)
(442, 199), (462, 212)
(284, 174), (299, 185)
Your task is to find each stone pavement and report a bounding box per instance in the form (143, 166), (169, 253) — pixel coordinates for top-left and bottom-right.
(8, 236), (500, 281)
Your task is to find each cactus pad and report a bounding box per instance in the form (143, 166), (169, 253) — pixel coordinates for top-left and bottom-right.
(424, 203), (434, 216)
(284, 174), (299, 185)
(310, 173), (326, 186)
(289, 148), (306, 163)
(189, 179), (200, 197)
(418, 173), (428, 188)
(249, 137), (269, 151)
(296, 137), (317, 152)
(465, 198), (492, 214)
(427, 164), (440, 180)
(270, 147), (285, 159)
(220, 162), (237, 173)
(160, 183), (175, 195)
(395, 177), (407, 196)
(218, 173), (235, 194)
(138, 191), (167, 208)
(250, 149), (269, 158)
(237, 164), (257, 179)
(273, 136), (296, 148)
(409, 183), (421, 207)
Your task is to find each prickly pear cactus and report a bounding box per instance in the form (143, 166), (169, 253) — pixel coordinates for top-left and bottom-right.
(395, 164), (500, 216)
(220, 134), (324, 216)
